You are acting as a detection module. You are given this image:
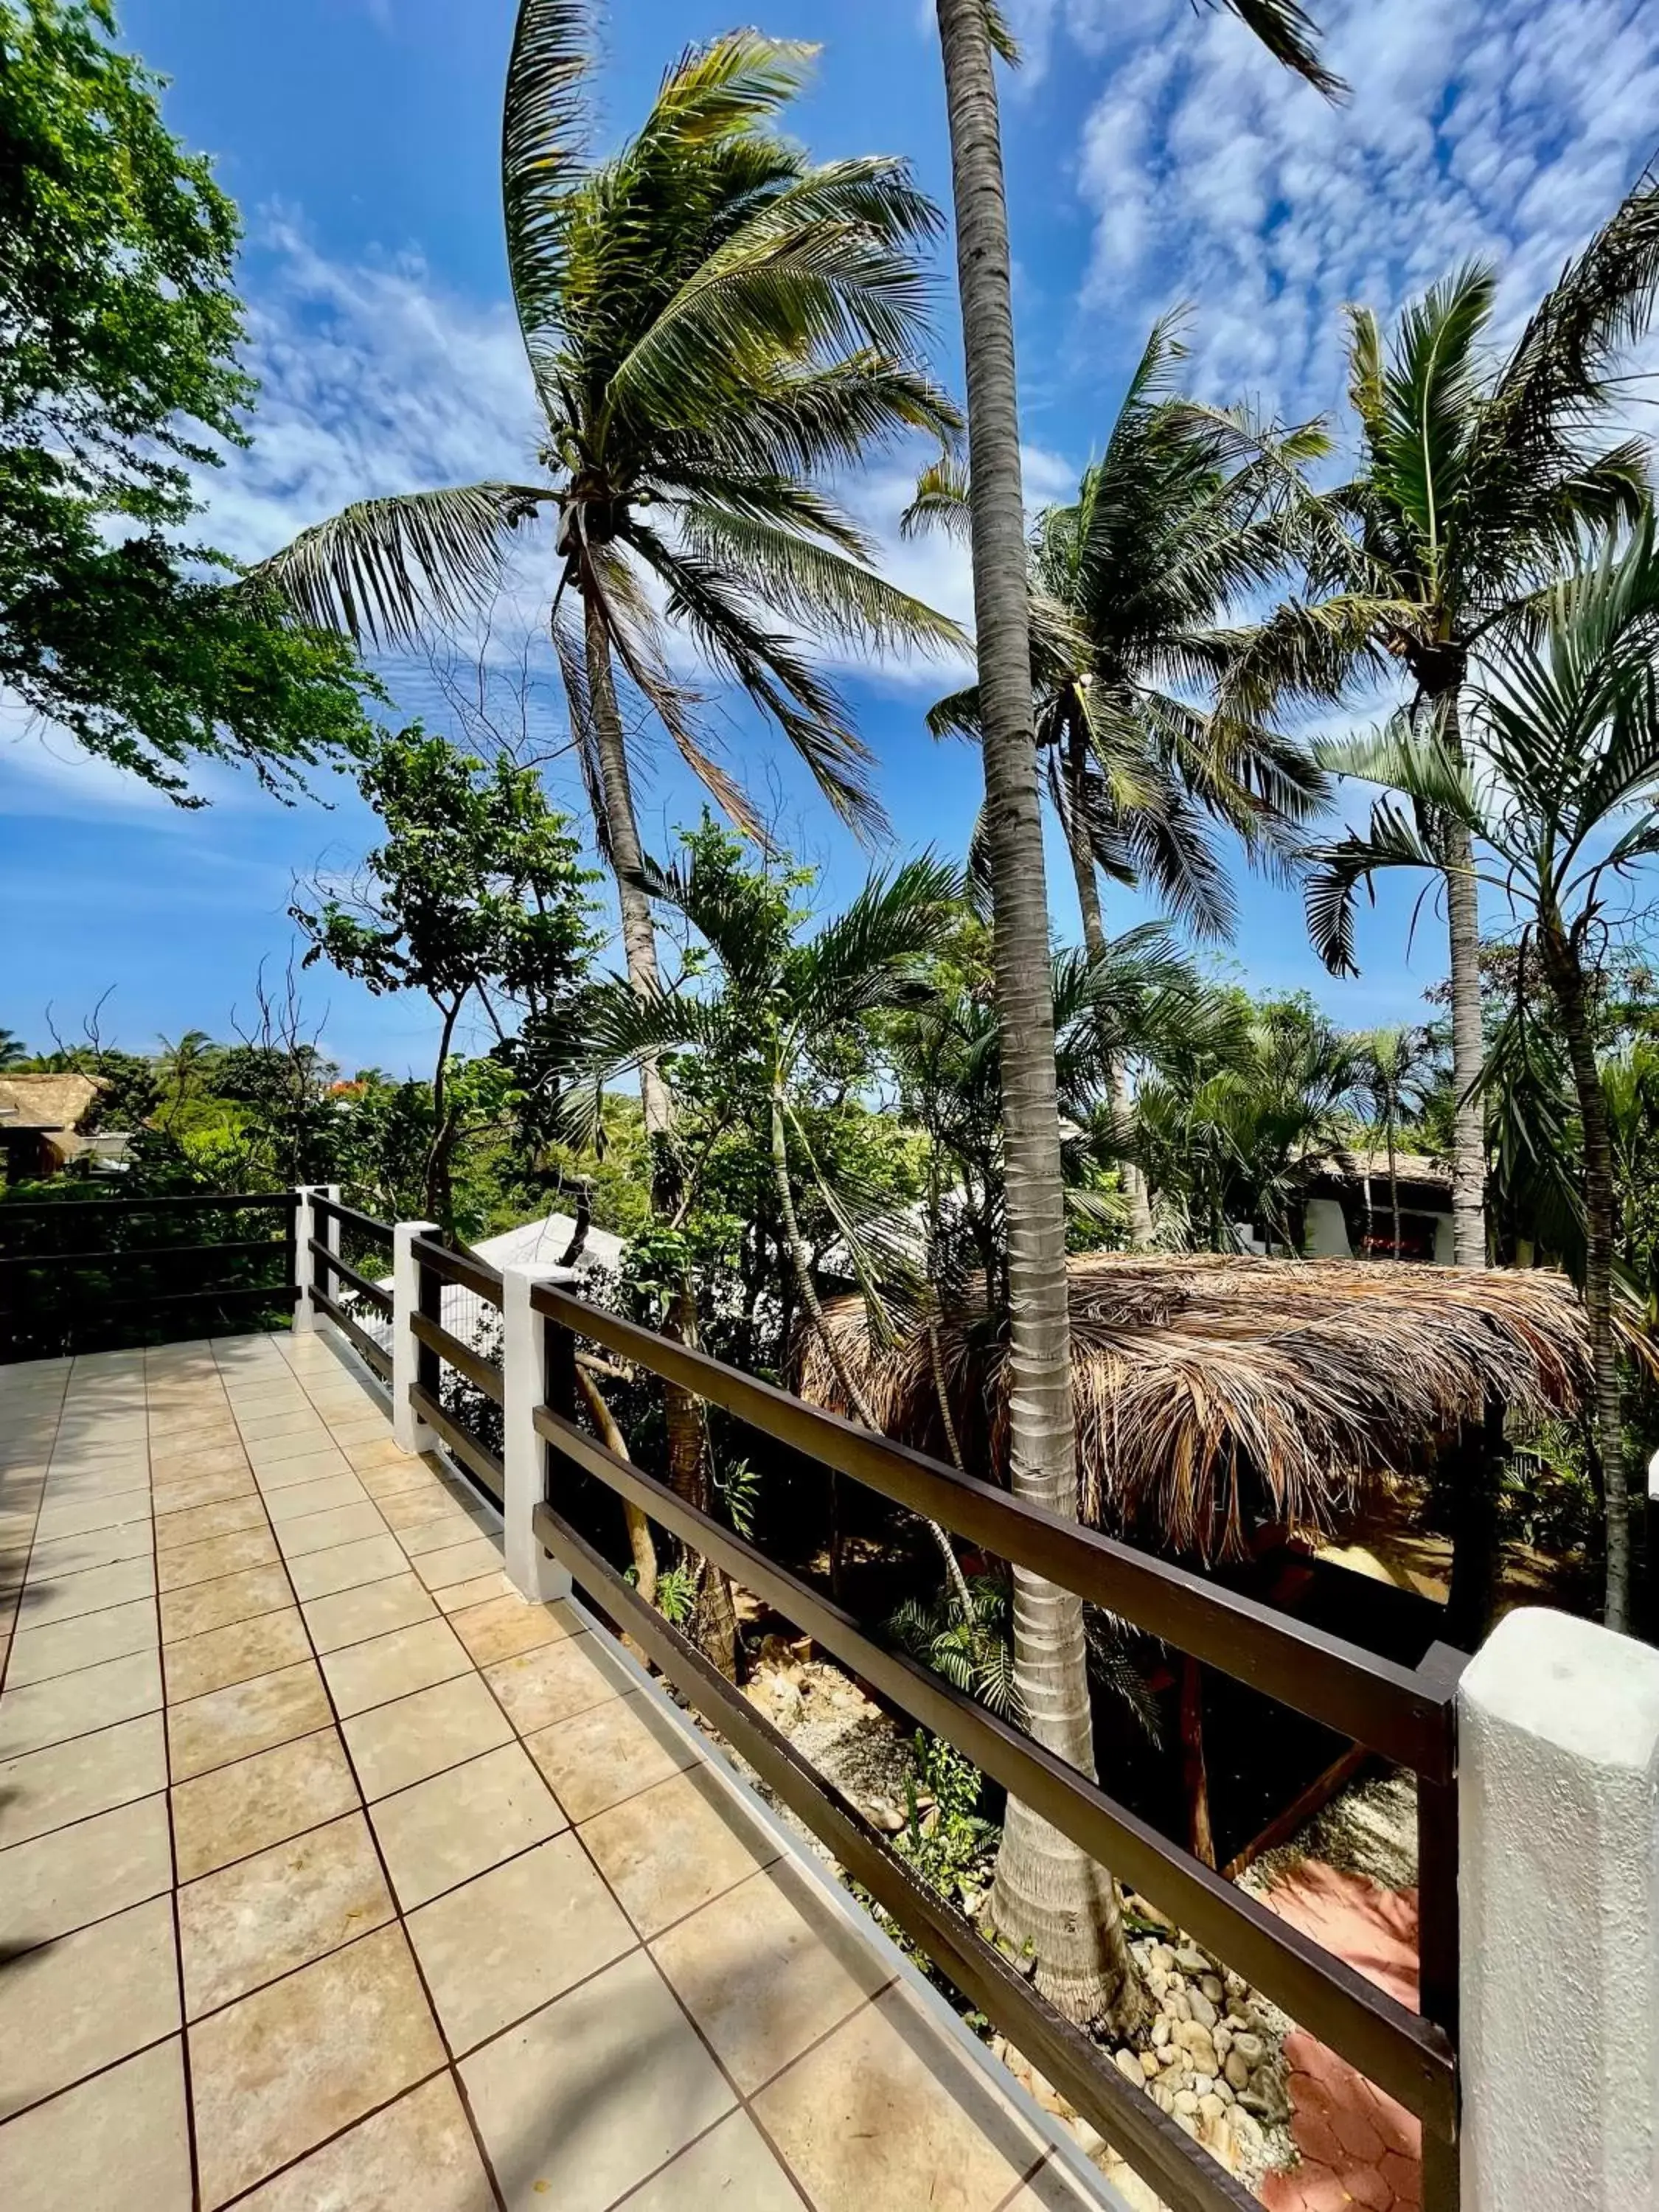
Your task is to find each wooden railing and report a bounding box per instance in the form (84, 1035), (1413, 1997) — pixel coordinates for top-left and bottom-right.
(306, 1194), (394, 1384)
(0, 1192), (299, 1360)
(406, 1234), (505, 1504)
(524, 1279), (1464, 2212)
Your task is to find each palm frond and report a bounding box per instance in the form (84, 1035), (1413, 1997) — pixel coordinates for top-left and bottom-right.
(1206, 0), (1345, 97)
(1302, 797), (1444, 976)
(253, 484), (549, 650)
(681, 503), (968, 660)
(501, 0), (595, 352)
(900, 452), (972, 543)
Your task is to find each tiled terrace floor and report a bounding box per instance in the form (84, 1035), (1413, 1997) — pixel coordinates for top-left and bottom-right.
(0, 1330), (1107, 2212)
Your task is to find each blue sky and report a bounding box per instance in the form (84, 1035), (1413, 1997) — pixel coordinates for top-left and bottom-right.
(4, 0), (1658, 1074)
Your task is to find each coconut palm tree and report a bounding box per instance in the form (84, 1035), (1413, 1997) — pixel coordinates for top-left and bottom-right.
(930, 0), (1338, 2028)
(1307, 511), (1659, 1630)
(1357, 1025), (1436, 1257)
(258, 4), (964, 1158)
(1272, 175), (1659, 1266)
(905, 316), (1333, 1240)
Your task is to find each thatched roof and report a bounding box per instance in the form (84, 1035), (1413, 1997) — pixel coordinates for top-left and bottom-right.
(1314, 1148), (1453, 1192)
(798, 1253), (1599, 1561)
(0, 1074), (101, 1131)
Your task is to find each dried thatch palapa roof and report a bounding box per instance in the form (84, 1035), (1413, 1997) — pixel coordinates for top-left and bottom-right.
(798, 1253), (1599, 1561)
(0, 1074), (102, 1131)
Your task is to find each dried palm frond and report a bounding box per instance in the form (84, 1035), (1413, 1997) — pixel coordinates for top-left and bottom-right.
(799, 1251), (1604, 1561)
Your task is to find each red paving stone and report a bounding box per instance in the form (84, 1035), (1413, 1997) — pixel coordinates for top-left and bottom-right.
(1259, 1863), (1422, 2212)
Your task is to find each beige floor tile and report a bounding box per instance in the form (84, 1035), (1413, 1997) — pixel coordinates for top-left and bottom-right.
(160, 1562), (293, 1643)
(14, 1552), (154, 1630)
(189, 1924), (445, 2210)
(319, 1615), (470, 1718)
(356, 1447), (438, 1488)
(0, 2038), (192, 2212)
(411, 1534), (504, 1590)
(162, 1609), (311, 1703)
(751, 1988), (1042, 2212)
(0, 1795), (173, 1952)
(615, 2110), (805, 2212)
(302, 1571), (438, 1652)
(237, 1406), (332, 1443)
(252, 1445), (350, 1488)
(370, 1740), (567, 1910)
(0, 1712), (167, 1848)
(378, 1483), (473, 1531)
(167, 1659), (333, 1781)
(524, 1688), (698, 1823)
(231, 2073), (496, 2212)
(652, 1859), (892, 2094)
(153, 1494), (268, 1551)
(462, 1947), (732, 2212)
(580, 1764), (779, 1938)
(178, 1810), (393, 2017)
(150, 1468), (256, 1517)
(326, 1410), (394, 1443)
(287, 1532), (408, 1600)
(449, 1592), (574, 1669)
(261, 1470), (370, 1523)
(483, 1631), (630, 1738)
(408, 1830), (633, 2054)
(2, 1597), (156, 1688)
(171, 1727), (358, 1880)
(148, 1446), (250, 1488)
(397, 1507), (490, 1558)
(344, 1671), (514, 1801)
(436, 1569), (515, 1613)
(156, 1525), (280, 1592)
(274, 1500), (389, 1559)
(0, 1893), (179, 2121)
(35, 1476), (147, 1527)
(24, 1517), (153, 1585)
(0, 1646), (163, 1760)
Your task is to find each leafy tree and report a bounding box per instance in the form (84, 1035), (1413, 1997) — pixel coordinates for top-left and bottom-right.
(928, 0), (1338, 2028)
(293, 729), (597, 1228)
(0, 1029), (27, 1068)
(0, 0), (375, 796)
(1308, 513), (1659, 1628)
(1282, 180), (1659, 1265)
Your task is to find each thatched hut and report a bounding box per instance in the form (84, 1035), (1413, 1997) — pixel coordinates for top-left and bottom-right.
(799, 1251), (1595, 1565)
(799, 1251), (1604, 1867)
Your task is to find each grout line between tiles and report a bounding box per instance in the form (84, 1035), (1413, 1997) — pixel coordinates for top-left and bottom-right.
(0, 1371), (66, 1700)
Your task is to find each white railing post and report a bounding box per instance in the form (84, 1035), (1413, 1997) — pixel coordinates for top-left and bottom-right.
(500, 1263), (576, 1604)
(291, 1186), (319, 1333)
(391, 1218), (438, 1456)
(1458, 1606), (1659, 2210)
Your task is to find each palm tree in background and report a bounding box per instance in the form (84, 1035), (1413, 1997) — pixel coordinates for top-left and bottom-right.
(1357, 1025), (1436, 1257)
(0, 1029), (27, 1069)
(1308, 512), (1659, 1630)
(930, 0), (1339, 2031)
(260, 3), (963, 1161)
(1275, 178), (1659, 1266)
(905, 314), (1333, 1239)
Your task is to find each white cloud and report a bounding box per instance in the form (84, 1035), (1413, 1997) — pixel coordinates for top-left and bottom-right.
(1060, 0), (1659, 424)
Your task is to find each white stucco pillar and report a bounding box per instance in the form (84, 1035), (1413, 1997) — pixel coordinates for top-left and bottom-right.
(291, 1186), (319, 1333)
(499, 1263), (576, 1604)
(1458, 1606), (1659, 2210)
(390, 1219), (438, 1456)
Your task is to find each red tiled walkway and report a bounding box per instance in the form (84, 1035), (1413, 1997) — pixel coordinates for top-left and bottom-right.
(1260, 1863), (1422, 2212)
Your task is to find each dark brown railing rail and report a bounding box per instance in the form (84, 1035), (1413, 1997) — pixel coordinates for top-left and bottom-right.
(407, 1234), (504, 1503)
(307, 1195), (394, 1383)
(521, 1276), (1463, 2212)
(0, 1192), (300, 1361)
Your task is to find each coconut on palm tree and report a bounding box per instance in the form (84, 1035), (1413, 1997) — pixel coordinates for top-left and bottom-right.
(1268, 175), (1659, 1266)
(931, 0), (1338, 2032)
(1307, 510), (1659, 1630)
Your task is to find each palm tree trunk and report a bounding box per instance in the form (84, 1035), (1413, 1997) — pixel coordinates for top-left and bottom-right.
(582, 577), (734, 1674)
(1540, 921), (1630, 1631)
(1438, 692), (1487, 1268)
(935, 0), (1141, 2032)
(1065, 724), (1154, 1248)
(1387, 1102), (1402, 1259)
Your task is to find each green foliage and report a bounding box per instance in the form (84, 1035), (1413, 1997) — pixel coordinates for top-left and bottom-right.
(0, 0), (375, 796)
(892, 1732), (998, 1910)
(891, 1577), (1018, 1719)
